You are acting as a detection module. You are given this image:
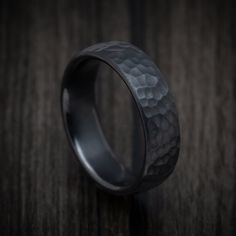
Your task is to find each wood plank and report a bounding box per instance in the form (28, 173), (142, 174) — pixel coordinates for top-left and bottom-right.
(0, 0), (235, 235)
(145, 0), (236, 235)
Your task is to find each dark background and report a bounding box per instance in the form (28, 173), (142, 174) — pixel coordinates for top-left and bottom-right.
(0, 0), (236, 235)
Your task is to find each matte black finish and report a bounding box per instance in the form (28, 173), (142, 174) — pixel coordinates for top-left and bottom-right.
(61, 41), (180, 194)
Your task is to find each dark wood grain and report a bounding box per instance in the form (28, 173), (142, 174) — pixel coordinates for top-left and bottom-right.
(0, 0), (235, 235)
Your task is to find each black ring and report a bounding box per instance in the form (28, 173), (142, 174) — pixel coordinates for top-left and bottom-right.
(61, 41), (180, 195)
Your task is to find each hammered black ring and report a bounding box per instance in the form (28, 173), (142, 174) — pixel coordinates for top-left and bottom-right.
(61, 41), (180, 195)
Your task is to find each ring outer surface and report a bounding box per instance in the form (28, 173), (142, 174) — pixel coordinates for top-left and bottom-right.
(61, 41), (180, 195)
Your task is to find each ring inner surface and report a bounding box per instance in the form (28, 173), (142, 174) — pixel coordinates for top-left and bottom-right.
(62, 58), (145, 190)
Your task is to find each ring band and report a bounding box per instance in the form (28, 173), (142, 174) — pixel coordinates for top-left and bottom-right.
(61, 41), (180, 194)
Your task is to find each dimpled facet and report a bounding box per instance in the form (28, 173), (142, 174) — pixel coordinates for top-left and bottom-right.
(79, 41), (180, 190)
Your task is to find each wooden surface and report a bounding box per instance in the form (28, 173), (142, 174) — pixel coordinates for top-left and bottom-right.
(0, 0), (236, 235)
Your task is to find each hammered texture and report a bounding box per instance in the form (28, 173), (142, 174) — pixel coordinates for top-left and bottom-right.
(80, 41), (180, 190)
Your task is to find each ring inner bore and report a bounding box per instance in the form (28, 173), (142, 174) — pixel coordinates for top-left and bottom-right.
(62, 58), (145, 190)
